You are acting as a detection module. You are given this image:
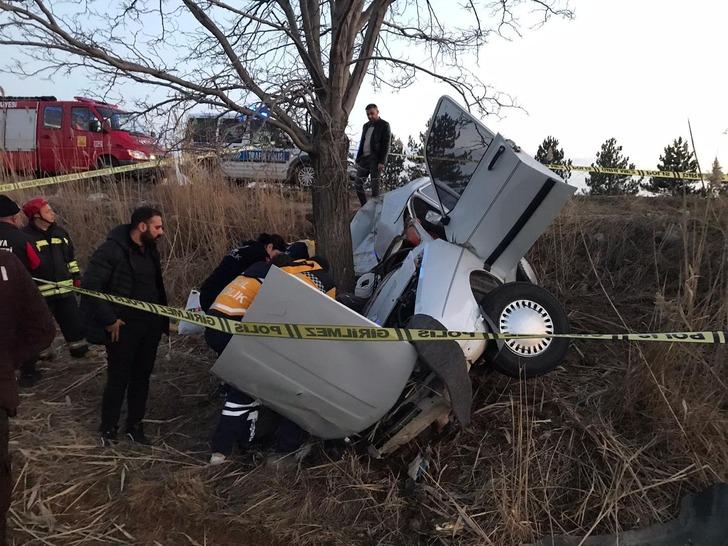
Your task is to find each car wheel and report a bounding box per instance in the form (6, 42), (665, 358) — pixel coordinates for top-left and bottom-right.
(96, 155), (120, 169)
(480, 282), (569, 378)
(293, 162), (315, 187)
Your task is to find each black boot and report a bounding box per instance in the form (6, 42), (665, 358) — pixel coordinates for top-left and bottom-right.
(18, 369), (42, 388)
(100, 427), (118, 447)
(126, 423), (151, 445)
(68, 341), (89, 358)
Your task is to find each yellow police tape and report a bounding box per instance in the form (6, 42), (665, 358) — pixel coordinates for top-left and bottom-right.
(385, 153), (728, 182)
(545, 164), (728, 182)
(0, 158), (171, 193)
(4, 151), (726, 194)
(34, 278), (727, 345)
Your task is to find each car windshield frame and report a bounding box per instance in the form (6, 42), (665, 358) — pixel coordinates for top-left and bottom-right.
(425, 96), (495, 212)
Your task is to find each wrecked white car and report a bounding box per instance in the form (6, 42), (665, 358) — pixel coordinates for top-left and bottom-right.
(212, 96), (576, 456)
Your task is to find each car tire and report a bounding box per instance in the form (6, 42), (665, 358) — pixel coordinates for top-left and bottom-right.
(291, 162), (315, 187)
(480, 282), (569, 378)
(96, 155), (120, 169)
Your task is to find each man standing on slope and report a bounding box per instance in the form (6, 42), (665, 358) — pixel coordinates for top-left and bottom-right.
(354, 103), (391, 206)
(81, 207), (168, 446)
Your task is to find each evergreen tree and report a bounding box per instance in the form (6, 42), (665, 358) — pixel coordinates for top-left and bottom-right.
(534, 136), (572, 181)
(708, 157), (725, 196)
(404, 122), (429, 180)
(381, 136), (406, 191)
(584, 138), (640, 195)
(405, 134), (427, 180)
(641, 137), (699, 196)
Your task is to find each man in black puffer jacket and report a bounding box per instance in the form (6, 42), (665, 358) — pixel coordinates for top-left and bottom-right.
(198, 233), (287, 313)
(80, 207), (168, 446)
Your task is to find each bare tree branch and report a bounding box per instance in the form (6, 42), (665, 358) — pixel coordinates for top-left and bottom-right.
(0, 0), (573, 286)
(343, 0), (393, 115)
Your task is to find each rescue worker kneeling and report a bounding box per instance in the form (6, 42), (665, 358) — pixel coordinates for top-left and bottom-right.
(205, 254), (336, 465)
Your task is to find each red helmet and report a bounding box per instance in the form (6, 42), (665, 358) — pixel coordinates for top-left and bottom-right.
(22, 197), (49, 218)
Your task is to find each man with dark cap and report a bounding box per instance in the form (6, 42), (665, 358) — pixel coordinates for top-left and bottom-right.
(21, 198), (89, 378)
(0, 195), (49, 386)
(0, 195), (40, 272)
(199, 233), (287, 313)
(0, 251), (55, 543)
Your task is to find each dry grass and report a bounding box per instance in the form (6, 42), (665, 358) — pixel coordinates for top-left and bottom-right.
(3, 167), (728, 544)
(6, 162), (313, 304)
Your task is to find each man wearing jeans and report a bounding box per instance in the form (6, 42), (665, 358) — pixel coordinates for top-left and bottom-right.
(354, 104), (391, 206)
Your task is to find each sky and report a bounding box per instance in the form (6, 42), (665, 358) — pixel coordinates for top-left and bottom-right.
(2, 0), (727, 172)
(350, 0), (728, 170)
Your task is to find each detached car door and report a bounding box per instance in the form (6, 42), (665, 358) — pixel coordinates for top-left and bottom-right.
(425, 96), (575, 280)
(211, 266), (418, 439)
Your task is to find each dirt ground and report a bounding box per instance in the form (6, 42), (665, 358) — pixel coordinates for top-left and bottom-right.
(9, 334), (271, 545)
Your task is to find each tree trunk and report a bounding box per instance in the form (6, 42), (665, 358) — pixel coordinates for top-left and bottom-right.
(310, 122), (355, 292)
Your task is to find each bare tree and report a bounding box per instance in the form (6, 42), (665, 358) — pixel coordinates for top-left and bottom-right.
(0, 0), (572, 288)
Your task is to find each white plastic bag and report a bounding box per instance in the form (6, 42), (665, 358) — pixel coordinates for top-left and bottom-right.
(177, 289), (205, 335)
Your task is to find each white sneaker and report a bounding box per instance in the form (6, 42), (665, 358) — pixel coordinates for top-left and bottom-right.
(209, 452), (227, 465)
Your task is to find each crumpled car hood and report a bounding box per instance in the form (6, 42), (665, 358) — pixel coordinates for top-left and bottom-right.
(211, 266), (418, 439)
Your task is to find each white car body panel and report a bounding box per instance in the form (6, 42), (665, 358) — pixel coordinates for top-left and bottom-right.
(364, 245), (423, 325)
(414, 240), (487, 363)
(211, 267), (418, 439)
(428, 97), (576, 280)
(351, 178), (432, 276)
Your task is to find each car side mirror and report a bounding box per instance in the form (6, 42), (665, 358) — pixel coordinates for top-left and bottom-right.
(89, 119), (102, 133)
(425, 210), (443, 224)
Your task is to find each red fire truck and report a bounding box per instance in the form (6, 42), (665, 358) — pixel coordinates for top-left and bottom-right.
(0, 96), (164, 175)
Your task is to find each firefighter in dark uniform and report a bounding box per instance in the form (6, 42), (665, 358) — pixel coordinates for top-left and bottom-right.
(21, 198), (89, 383)
(205, 254), (336, 464)
(0, 195), (41, 272)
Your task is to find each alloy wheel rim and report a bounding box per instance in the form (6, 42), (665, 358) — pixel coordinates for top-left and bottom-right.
(498, 299), (554, 357)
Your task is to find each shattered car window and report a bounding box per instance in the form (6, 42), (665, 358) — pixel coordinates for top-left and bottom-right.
(425, 97), (494, 209)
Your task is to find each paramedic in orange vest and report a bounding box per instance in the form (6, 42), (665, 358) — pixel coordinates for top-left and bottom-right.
(205, 254), (336, 465)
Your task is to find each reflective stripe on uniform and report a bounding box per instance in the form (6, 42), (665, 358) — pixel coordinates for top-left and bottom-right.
(221, 409), (249, 417)
(209, 302), (248, 316)
(67, 260), (80, 274)
(224, 401), (259, 409)
(38, 278), (74, 297)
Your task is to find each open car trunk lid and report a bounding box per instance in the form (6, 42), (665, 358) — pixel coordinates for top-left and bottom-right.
(426, 96), (576, 280)
(211, 266), (418, 439)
